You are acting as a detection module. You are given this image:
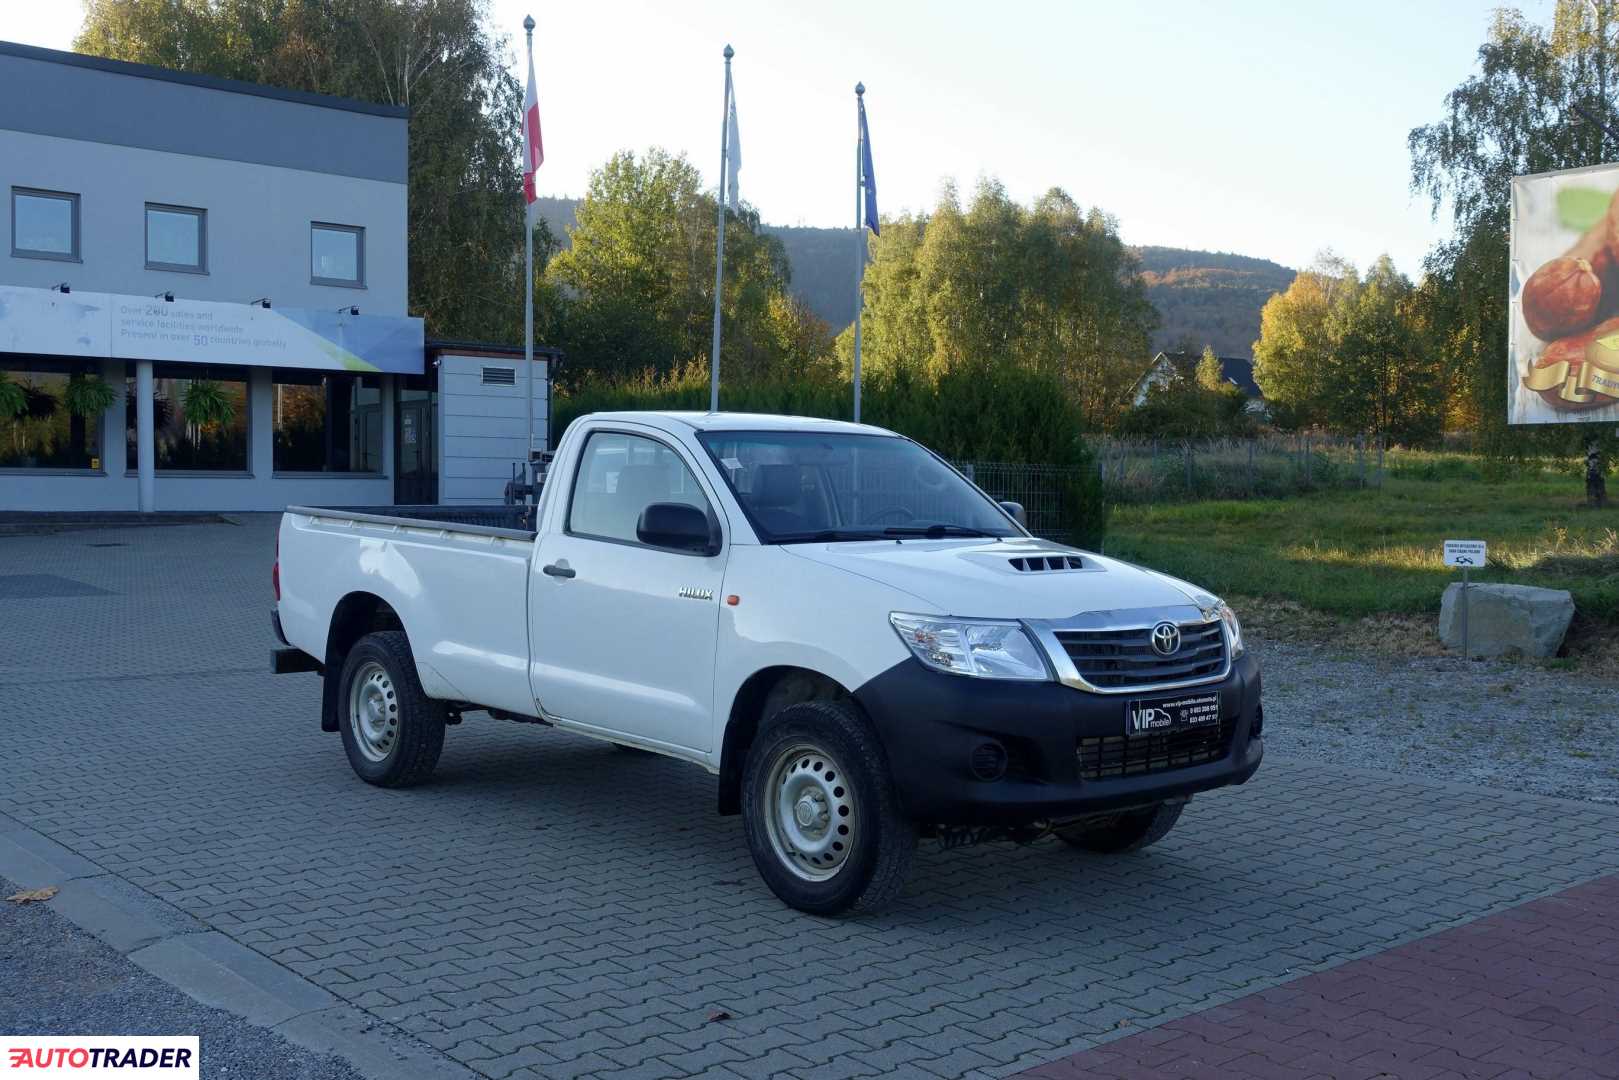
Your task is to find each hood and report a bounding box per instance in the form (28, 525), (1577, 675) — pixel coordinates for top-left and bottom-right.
(782, 537), (1213, 620)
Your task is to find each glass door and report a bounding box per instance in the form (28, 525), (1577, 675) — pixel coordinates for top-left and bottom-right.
(394, 379), (437, 504)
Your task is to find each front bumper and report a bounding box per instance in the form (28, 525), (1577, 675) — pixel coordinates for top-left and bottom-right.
(853, 652), (1263, 824)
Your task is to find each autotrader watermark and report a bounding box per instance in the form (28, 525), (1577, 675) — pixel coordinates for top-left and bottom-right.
(3, 1037), (198, 1078)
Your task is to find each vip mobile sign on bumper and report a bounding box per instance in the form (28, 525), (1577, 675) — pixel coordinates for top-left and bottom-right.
(1510, 162), (1619, 424)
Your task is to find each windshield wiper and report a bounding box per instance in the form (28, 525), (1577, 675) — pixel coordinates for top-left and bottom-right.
(882, 525), (1001, 539)
(771, 529), (884, 544)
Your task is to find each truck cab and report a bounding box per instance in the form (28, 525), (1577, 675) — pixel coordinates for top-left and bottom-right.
(274, 412), (1263, 914)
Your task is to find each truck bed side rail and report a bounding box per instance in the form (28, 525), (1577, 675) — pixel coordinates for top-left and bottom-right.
(284, 504), (537, 541)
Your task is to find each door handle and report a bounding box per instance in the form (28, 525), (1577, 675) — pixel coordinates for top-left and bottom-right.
(542, 563), (575, 579)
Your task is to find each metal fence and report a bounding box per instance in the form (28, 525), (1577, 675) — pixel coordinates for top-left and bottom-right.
(956, 436), (1404, 543)
(957, 461), (1083, 544)
(1093, 435), (1394, 503)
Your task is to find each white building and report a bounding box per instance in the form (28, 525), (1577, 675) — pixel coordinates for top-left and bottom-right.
(1, 41), (553, 512)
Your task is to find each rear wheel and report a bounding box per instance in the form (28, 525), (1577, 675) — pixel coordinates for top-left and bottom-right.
(337, 631), (445, 788)
(1054, 800), (1184, 853)
(741, 700), (916, 916)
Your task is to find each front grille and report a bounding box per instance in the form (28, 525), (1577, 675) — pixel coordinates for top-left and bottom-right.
(1077, 721), (1233, 780)
(1055, 620), (1226, 690)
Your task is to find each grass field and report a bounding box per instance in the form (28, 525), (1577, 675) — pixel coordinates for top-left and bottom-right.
(1102, 473), (1619, 632)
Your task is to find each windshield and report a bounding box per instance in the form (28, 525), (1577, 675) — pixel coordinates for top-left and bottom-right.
(696, 431), (1022, 543)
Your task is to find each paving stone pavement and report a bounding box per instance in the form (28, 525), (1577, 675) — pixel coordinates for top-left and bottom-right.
(3, 516), (1617, 1080)
(1014, 874), (1619, 1079)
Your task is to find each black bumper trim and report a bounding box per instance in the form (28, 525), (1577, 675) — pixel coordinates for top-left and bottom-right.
(853, 652), (1263, 825)
(270, 611), (322, 674)
(272, 647), (322, 675)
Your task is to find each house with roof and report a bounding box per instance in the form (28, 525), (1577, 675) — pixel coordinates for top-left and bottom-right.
(1129, 350), (1266, 414)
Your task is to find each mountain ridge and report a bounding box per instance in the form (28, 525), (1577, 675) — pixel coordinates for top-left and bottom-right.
(533, 199), (1296, 360)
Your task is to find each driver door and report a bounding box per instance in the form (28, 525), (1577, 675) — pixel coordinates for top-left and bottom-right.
(528, 430), (725, 753)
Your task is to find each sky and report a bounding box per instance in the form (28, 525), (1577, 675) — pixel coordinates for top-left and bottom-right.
(0, 0), (1563, 277)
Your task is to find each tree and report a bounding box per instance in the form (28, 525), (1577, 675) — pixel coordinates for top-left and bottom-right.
(1331, 256), (1446, 442)
(547, 148), (820, 385)
(1195, 346), (1225, 391)
(76, 0), (535, 342)
(1252, 252), (1359, 428)
(1409, 1), (1619, 454)
(1253, 253), (1445, 440)
(836, 180), (1157, 429)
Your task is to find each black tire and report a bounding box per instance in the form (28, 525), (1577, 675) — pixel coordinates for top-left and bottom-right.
(1054, 800), (1183, 853)
(741, 700), (916, 916)
(336, 630), (445, 788)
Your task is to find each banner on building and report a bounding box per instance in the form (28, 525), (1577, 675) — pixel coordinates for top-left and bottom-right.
(1510, 162), (1619, 424)
(0, 286), (423, 374)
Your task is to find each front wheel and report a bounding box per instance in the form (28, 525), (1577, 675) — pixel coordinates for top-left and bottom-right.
(741, 701), (916, 916)
(1054, 800), (1184, 853)
(337, 631), (445, 788)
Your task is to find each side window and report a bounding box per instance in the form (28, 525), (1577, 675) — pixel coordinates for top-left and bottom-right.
(568, 432), (711, 545)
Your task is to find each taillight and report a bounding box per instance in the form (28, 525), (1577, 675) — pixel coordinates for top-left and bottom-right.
(273, 534), (281, 602)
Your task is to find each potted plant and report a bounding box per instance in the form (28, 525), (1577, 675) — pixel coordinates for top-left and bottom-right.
(0, 372), (23, 418)
(63, 373), (119, 466)
(0, 372), (26, 463)
(182, 380), (236, 462)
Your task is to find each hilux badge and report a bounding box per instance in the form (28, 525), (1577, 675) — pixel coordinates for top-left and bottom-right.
(1150, 621), (1181, 656)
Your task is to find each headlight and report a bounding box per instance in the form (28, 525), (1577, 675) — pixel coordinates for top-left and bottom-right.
(889, 613), (1051, 680)
(1215, 601), (1244, 657)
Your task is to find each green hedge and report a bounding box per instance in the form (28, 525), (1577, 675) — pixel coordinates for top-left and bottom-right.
(554, 362), (1108, 548)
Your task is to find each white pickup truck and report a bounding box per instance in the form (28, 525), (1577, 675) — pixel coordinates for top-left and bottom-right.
(272, 412), (1263, 914)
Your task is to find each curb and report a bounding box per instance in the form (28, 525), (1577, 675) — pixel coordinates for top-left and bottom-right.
(0, 814), (478, 1080)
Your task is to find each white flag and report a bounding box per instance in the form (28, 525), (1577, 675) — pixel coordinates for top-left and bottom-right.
(725, 76), (741, 211)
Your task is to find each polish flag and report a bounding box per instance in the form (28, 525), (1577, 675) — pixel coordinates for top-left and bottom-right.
(522, 48), (543, 203)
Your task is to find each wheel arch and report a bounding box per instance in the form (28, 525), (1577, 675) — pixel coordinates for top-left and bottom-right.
(717, 665), (855, 815)
(320, 591), (408, 732)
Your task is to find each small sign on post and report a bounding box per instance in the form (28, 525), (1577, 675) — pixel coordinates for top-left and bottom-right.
(1444, 540), (1487, 662)
(1443, 540), (1487, 568)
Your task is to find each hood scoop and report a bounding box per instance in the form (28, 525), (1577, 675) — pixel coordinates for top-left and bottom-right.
(1008, 554), (1092, 573)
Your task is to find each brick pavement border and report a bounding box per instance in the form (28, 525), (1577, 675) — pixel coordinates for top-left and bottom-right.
(0, 809), (476, 1080)
(1011, 874), (1619, 1079)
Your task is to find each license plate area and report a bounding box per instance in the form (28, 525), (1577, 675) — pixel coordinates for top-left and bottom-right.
(1125, 691), (1221, 737)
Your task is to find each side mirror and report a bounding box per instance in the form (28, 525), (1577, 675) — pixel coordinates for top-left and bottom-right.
(1000, 500), (1028, 527)
(637, 502), (719, 554)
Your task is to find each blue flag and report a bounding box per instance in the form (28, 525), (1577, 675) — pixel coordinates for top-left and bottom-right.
(859, 96), (878, 236)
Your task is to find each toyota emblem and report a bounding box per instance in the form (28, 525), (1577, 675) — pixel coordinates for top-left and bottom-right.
(1150, 621), (1181, 656)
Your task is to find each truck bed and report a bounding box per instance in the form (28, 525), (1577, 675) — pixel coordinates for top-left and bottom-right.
(278, 503), (540, 716)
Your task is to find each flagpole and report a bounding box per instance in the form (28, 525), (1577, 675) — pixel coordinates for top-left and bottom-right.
(853, 82), (865, 424)
(523, 14), (536, 462)
(710, 45), (733, 414)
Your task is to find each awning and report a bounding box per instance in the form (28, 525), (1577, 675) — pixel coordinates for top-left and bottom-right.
(0, 284), (424, 374)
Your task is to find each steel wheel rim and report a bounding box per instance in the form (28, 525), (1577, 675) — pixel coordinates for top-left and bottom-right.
(348, 661), (399, 762)
(761, 742), (856, 881)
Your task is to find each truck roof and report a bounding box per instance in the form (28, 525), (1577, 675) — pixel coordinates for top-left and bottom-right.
(582, 411), (901, 437)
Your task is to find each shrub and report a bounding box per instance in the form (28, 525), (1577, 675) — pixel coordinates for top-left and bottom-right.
(554, 361), (1108, 546)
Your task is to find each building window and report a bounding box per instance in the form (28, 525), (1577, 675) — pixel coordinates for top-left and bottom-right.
(126, 364), (249, 471)
(0, 358), (109, 469)
(11, 187), (80, 261)
(311, 223), (364, 287)
(145, 204), (206, 273)
(272, 370), (383, 472)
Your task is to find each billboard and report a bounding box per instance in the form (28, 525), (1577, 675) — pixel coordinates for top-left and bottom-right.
(1510, 163), (1619, 424)
(0, 285), (423, 374)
